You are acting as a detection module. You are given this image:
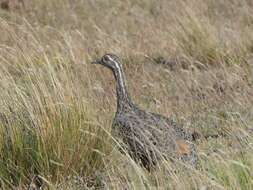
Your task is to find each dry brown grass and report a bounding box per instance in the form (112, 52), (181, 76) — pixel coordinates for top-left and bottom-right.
(0, 0), (252, 189)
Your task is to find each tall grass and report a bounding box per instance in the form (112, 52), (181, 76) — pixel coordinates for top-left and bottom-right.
(0, 0), (252, 189)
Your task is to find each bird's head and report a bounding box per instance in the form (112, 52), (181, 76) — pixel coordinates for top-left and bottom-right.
(91, 53), (122, 71)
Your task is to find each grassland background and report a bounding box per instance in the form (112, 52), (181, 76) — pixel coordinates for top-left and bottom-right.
(0, 0), (252, 189)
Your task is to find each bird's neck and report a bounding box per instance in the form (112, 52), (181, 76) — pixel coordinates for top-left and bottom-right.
(113, 67), (132, 111)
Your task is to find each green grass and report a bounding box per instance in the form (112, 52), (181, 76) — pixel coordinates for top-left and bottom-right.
(0, 0), (252, 189)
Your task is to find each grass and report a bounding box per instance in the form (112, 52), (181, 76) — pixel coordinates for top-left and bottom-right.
(0, 0), (252, 189)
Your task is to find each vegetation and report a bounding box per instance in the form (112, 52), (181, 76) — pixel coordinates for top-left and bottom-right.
(0, 0), (252, 189)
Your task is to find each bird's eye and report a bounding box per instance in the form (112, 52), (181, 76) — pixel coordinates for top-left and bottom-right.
(103, 55), (110, 62)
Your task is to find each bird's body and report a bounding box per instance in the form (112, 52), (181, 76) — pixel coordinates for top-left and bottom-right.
(92, 54), (197, 169)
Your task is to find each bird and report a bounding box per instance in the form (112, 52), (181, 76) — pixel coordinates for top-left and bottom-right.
(27, 175), (43, 190)
(92, 53), (197, 170)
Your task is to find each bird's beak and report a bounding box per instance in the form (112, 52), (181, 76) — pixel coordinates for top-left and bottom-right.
(91, 59), (101, 64)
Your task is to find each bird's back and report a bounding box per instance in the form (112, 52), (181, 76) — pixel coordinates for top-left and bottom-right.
(112, 106), (197, 168)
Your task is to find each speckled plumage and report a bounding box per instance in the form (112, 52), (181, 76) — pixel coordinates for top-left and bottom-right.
(92, 54), (197, 170)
